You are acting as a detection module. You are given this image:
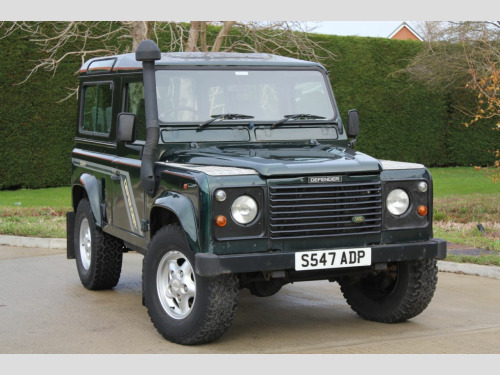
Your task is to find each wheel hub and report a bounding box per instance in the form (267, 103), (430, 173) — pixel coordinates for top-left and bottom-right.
(170, 279), (181, 293)
(157, 251), (196, 319)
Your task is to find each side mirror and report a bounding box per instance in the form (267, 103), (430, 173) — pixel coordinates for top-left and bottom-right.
(117, 113), (136, 143)
(347, 109), (360, 138)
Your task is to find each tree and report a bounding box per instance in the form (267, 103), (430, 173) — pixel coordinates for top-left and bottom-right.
(404, 21), (500, 179)
(178, 21), (330, 59)
(0, 21), (334, 100)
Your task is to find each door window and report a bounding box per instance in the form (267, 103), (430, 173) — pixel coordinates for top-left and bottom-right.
(126, 82), (146, 141)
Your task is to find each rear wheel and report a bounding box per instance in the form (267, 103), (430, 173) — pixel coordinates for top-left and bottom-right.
(74, 198), (123, 290)
(338, 259), (438, 323)
(143, 225), (239, 345)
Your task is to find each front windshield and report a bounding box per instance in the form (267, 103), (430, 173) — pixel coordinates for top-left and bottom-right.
(155, 69), (335, 123)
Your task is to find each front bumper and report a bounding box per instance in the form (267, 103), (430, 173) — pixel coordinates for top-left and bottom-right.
(195, 238), (447, 276)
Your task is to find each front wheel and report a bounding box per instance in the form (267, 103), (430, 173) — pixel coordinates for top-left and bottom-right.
(338, 259), (438, 323)
(143, 225), (239, 345)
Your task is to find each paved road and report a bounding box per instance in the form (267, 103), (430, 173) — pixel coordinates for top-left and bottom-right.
(1, 245), (499, 354)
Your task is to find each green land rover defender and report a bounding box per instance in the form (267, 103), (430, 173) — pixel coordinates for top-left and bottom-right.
(66, 40), (447, 345)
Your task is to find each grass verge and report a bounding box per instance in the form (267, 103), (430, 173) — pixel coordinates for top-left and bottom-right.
(0, 187), (70, 239)
(0, 207), (67, 238)
(444, 254), (500, 267)
(0, 187), (71, 208)
(429, 166), (499, 198)
(434, 221), (500, 252)
(430, 167), (500, 265)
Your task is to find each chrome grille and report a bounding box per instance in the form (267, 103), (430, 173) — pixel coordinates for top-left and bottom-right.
(269, 180), (382, 239)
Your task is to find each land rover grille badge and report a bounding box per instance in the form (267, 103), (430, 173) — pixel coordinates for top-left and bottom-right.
(352, 215), (365, 224)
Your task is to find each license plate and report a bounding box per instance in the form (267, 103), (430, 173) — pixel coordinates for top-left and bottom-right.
(295, 248), (371, 271)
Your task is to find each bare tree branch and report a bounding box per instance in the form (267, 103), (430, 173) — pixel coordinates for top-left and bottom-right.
(1, 20), (336, 101)
(128, 21), (151, 51)
(199, 21), (208, 52)
(404, 21), (499, 176)
(186, 21), (201, 52)
(212, 21), (235, 52)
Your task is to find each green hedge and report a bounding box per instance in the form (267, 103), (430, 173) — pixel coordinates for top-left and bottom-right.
(315, 35), (449, 166)
(0, 27), (78, 189)
(445, 89), (500, 166)
(0, 24), (498, 189)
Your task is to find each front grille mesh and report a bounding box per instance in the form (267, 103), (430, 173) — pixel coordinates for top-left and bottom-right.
(269, 180), (382, 239)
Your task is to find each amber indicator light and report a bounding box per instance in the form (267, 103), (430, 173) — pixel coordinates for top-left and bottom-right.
(417, 205), (428, 216)
(216, 215), (227, 227)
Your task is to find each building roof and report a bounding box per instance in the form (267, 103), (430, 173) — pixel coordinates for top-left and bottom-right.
(79, 51), (324, 75)
(388, 22), (423, 41)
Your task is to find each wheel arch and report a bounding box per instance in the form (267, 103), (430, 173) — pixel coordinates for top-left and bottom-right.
(73, 173), (103, 228)
(152, 192), (201, 254)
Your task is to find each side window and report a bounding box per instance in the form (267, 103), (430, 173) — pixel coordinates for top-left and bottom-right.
(82, 83), (113, 135)
(126, 82), (146, 141)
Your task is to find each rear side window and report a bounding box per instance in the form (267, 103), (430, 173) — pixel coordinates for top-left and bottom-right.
(81, 83), (113, 135)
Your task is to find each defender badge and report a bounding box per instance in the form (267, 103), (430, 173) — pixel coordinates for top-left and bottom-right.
(308, 176), (342, 183)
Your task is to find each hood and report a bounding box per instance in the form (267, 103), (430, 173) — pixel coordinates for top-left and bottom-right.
(168, 145), (381, 176)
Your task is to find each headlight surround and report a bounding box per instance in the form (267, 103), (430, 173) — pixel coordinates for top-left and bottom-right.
(231, 195), (258, 225)
(386, 188), (410, 216)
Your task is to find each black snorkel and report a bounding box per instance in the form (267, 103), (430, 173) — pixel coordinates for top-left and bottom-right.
(135, 40), (161, 198)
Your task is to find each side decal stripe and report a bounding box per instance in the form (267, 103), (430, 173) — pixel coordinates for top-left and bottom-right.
(73, 157), (142, 235)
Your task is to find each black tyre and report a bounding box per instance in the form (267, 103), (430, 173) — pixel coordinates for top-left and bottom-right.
(74, 198), (123, 290)
(338, 259), (438, 323)
(143, 225), (239, 345)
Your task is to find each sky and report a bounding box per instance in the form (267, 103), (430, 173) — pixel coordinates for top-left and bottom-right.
(3, 0), (499, 20)
(3, 1), (499, 30)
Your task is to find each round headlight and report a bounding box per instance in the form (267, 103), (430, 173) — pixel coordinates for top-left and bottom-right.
(231, 195), (258, 225)
(386, 189), (410, 216)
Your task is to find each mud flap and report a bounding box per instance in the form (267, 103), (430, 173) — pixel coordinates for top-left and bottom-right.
(66, 211), (75, 259)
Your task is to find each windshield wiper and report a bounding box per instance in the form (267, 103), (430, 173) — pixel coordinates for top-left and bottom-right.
(197, 113), (254, 131)
(271, 113), (327, 129)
